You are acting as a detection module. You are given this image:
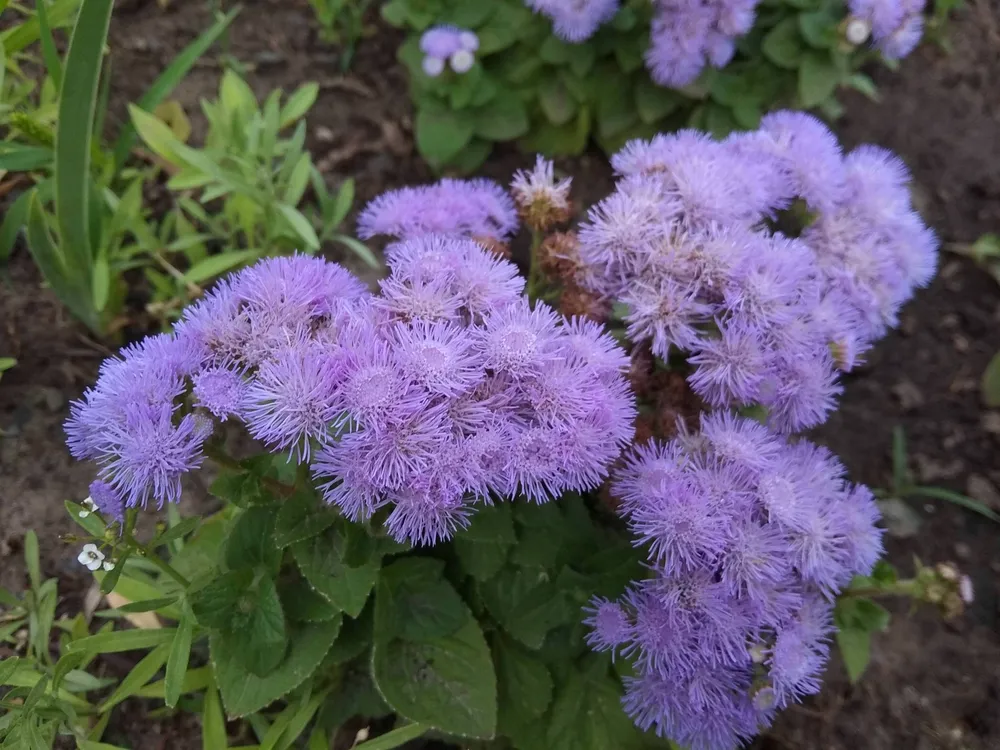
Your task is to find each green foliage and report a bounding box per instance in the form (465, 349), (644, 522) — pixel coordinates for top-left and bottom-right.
(307, 0), (373, 70)
(834, 597), (891, 682)
(385, 0), (880, 173)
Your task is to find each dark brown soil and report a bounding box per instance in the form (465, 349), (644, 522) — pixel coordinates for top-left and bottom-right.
(2, 0), (999, 747)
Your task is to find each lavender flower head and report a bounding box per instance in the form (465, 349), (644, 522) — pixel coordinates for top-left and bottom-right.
(574, 113), (937, 432)
(510, 156), (573, 231)
(585, 412), (883, 749)
(645, 0), (760, 87)
(419, 25), (480, 76)
(66, 244), (635, 546)
(848, 0), (926, 59)
(358, 178), (518, 242)
(526, 0), (621, 42)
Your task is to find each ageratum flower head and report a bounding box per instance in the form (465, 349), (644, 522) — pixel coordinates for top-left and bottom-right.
(525, 0), (621, 42)
(66, 246), (635, 546)
(645, 0), (760, 87)
(848, 0), (925, 59)
(575, 113), (936, 432)
(585, 412), (883, 750)
(357, 178), (518, 242)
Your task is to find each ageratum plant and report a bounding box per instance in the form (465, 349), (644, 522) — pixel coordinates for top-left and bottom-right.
(382, 0), (940, 172)
(58, 116), (972, 750)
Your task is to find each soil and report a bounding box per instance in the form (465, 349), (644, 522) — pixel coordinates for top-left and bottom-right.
(2, 0), (999, 748)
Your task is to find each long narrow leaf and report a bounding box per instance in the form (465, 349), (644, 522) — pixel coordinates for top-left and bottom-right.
(66, 627), (177, 654)
(98, 643), (170, 712)
(356, 724), (428, 750)
(0, 0), (79, 55)
(136, 665), (211, 699)
(909, 486), (1000, 523)
(164, 612), (194, 708)
(0, 189), (31, 262)
(55, 0), (114, 290)
(112, 8), (240, 168)
(35, 0), (64, 91)
(202, 680), (228, 750)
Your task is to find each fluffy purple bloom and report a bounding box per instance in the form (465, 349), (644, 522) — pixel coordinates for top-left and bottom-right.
(420, 25), (464, 58)
(591, 414), (882, 749)
(193, 367), (247, 421)
(848, 0), (925, 59)
(526, 0), (621, 42)
(89, 480), (125, 524)
(645, 0), (759, 87)
(358, 179), (517, 241)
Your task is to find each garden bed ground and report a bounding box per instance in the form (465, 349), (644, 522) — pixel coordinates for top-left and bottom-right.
(2, 0), (999, 747)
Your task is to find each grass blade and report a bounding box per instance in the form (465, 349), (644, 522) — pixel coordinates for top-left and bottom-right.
(98, 643), (170, 712)
(55, 0), (114, 292)
(164, 611), (194, 708)
(909, 486), (1000, 523)
(202, 679), (228, 749)
(112, 7), (240, 168)
(35, 0), (64, 91)
(356, 724), (428, 750)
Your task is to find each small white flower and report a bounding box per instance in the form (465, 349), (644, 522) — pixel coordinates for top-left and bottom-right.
(959, 575), (974, 604)
(102, 560), (116, 572)
(458, 30), (479, 52)
(748, 642), (768, 664)
(449, 49), (475, 74)
(78, 496), (97, 519)
(845, 17), (872, 45)
(422, 55), (445, 77)
(77, 544), (106, 572)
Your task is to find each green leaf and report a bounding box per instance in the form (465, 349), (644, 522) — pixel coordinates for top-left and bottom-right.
(225, 506), (282, 573)
(113, 597), (179, 614)
(274, 490), (336, 548)
(762, 17), (804, 69)
(494, 636), (553, 720)
(907, 486), (1000, 523)
(282, 153), (312, 206)
(35, 0), (63, 92)
(538, 79), (578, 126)
(476, 3), (534, 54)
(129, 103), (183, 162)
(544, 665), (642, 750)
(798, 9), (838, 47)
(333, 235), (381, 270)
(481, 568), (574, 650)
(375, 558), (468, 643)
(99, 549), (131, 594)
(212, 619), (341, 718)
(24, 530), (40, 591)
(203, 679), (229, 749)
(184, 249), (259, 284)
(27, 192), (93, 330)
(983, 350), (1000, 407)
(847, 72), (880, 101)
(539, 36), (575, 64)
(279, 82), (319, 129)
(798, 52), (840, 107)
(98, 643), (170, 711)
(293, 524), (380, 617)
(165, 611), (195, 707)
(0, 189), (33, 262)
(327, 178), (354, 228)
(442, 138), (492, 175)
(55, 0), (114, 290)
(415, 107), (475, 167)
(280, 575), (340, 623)
(277, 203), (320, 251)
(453, 505), (516, 581)
(190, 569), (255, 630)
(113, 8), (239, 168)
(68, 627), (177, 654)
(454, 537), (509, 582)
(135, 665), (212, 699)
(473, 92), (530, 141)
(153, 517), (202, 549)
(227, 574), (287, 677)
(355, 723), (428, 750)
(520, 106), (591, 157)
(836, 627), (871, 683)
(373, 619), (497, 739)
(0, 143), (54, 172)
(634, 79), (681, 124)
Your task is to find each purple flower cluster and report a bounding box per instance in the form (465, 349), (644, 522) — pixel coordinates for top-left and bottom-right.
(357, 178), (518, 242)
(66, 240), (635, 545)
(575, 112), (936, 432)
(848, 0), (926, 59)
(419, 25), (480, 76)
(646, 0), (759, 87)
(525, 0), (621, 42)
(586, 412), (882, 750)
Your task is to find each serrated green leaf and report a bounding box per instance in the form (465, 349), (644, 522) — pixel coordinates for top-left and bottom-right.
(280, 575), (340, 623)
(274, 490), (336, 548)
(190, 569), (255, 630)
(226, 573), (287, 677)
(225, 506), (281, 573)
(375, 558), (468, 643)
(494, 636), (553, 720)
(798, 52), (840, 107)
(545, 666), (643, 750)
(762, 17), (804, 69)
(373, 619), (497, 739)
(293, 524), (379, 617)
(212, 619), (341, 718)
(481, 568), (575, 649)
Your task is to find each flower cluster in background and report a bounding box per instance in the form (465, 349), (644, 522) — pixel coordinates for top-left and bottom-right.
(524, 0), (621, 42)
(65, 228), (635, 546)
(573, 110), (937, 433)
(646, 0), (760, 87)
(419, 24), (480, 76)
(586, 412), (883, 750)
(847, 0), (926, 59)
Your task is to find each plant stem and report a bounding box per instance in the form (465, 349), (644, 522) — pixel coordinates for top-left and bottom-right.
(142, 551), (192, 589)
(841, 580), (919, 600)
(526, 230), (544, 301)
